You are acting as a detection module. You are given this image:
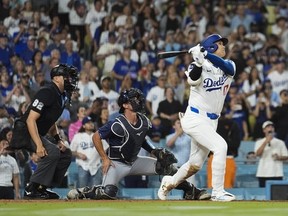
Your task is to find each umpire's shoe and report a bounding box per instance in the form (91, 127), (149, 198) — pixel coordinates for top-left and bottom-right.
(24, 183), (59, 199)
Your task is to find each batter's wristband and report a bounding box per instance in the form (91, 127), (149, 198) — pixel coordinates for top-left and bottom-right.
(54, 134), (62, 142)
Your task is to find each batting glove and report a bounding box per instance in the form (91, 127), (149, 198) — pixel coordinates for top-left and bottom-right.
(188, 44), (201, 54)
(193, 51), (205, 66)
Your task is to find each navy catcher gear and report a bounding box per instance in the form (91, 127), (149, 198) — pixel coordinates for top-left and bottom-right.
(118, 88), (145, 113)
(200, 34), (228, 53)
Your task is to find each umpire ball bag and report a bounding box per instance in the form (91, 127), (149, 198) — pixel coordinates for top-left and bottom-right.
(10, 118), (35, 152)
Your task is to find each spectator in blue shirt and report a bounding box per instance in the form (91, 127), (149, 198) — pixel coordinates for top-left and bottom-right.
(19, 35), (37, 65)
(13, 19), (30, 56)
(111, 46), (140, 92)
(60, 39), (81, 71)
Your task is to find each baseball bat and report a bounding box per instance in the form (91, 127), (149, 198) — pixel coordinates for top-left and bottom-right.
(157, 48), (205, 59)
(157, 50), (188, 59)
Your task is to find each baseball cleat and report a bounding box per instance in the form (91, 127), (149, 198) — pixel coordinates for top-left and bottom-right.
(67, 186), (91, 199)
(158, 176), (173, 200)
(211, 191), (235, 202)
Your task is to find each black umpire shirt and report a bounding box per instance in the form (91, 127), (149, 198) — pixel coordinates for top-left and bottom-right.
(21, 82), (66, 136)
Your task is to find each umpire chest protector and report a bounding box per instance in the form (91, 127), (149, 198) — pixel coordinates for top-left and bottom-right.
(109, 114), (151, 163)
(21, 83), (66, 136)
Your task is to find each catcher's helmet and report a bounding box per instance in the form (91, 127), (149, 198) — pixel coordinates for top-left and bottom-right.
(50, 64), (79, 98)
(200, 34), (228, 53)
(118, 88), (145, 113)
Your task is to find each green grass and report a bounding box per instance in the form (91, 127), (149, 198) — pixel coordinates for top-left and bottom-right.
(1, 200), (288, 216)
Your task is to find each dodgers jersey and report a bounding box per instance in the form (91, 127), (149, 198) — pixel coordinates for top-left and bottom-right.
(187, 58), (236, 114)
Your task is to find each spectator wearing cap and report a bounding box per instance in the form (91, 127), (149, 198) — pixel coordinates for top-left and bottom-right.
(254, 121), (288, 187)
(12, 19), (30, 56)
(98, 75), (120, 120)
(267, 58), (288, 96)
(0, 33), (14, 73)
(19, 35), (37, 65)
(70, 116), (108, 188)
(60, 39), (81, 71)
(95, 31), (123, 76)
(272, 89), (288, 148)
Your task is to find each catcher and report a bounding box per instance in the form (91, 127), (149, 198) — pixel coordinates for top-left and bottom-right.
(67, 88), (210, 200)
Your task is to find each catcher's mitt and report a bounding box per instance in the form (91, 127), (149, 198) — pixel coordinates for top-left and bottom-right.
(152, 148), (178, 170)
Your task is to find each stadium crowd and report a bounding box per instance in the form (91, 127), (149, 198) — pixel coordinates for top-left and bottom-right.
(0, 0), (288, 198)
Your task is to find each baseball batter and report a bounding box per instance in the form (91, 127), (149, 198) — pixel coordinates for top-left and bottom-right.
(67, 88), (210, 200)
(158, 34), (236, 202)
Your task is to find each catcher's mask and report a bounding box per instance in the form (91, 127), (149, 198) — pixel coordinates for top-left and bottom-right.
(118, 88), (145, 113)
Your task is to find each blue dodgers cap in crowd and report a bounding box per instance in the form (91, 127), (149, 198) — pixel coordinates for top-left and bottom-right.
(82, 116), (93, 125)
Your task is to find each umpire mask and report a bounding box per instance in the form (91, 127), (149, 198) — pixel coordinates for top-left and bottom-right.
(118, 88), (145, 113)
(50, 64), (79, 103)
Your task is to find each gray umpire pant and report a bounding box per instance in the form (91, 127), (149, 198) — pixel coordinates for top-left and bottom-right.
(102, 156), (157, 186)
(30, 136), (72, 187)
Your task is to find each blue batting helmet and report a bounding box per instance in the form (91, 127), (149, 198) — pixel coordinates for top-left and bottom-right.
(200, 34), (228, 53)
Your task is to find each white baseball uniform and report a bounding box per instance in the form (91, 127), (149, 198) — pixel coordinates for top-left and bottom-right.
(169, 54), (236, 196)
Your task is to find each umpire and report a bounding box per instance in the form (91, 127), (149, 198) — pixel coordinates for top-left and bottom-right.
(11, 64), (79, 199)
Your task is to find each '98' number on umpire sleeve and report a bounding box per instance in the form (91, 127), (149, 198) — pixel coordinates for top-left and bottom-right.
(32, 99), (44, 110)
